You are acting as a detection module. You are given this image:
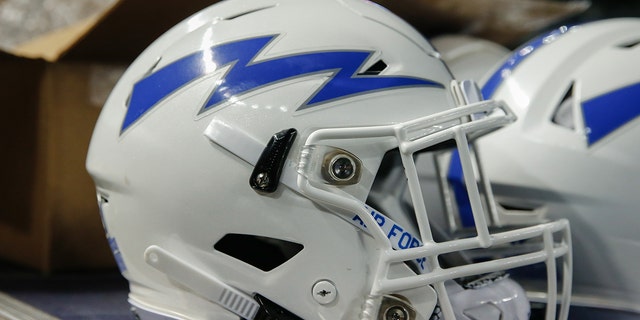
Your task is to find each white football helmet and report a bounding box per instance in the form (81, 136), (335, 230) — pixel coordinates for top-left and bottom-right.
(439, 18), (640, 313)
(431, 35), (509, 85)
(86, 0), (572, 319)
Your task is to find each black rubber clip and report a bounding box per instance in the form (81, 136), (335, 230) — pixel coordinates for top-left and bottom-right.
(249, 128), (297, 193)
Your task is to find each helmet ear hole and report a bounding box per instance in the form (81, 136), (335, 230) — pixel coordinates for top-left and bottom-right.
(214, 234), (303, 272)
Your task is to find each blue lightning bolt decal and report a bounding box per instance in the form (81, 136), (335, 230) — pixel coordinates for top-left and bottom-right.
(121, 34), (443, 133)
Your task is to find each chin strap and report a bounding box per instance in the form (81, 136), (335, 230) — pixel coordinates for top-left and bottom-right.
(144, 246), (303, 320)
(145, 246), (260, 319)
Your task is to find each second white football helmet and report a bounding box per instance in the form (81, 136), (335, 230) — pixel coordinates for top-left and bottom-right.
(439, 18), (640, 313)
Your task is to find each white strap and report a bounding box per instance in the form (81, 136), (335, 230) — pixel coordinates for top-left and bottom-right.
(144, 245), (260, 320)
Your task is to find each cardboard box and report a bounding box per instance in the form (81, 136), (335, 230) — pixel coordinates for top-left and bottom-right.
(0, 0), (218, 272)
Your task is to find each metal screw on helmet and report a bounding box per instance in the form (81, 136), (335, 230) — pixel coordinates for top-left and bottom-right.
(321, 149), (361, 185)
(385, 306), (408, 320)
(254, 172), (270, 189)
(331, 156), (355, 180)
(311, 280), (337, 305)
(378, 295), (416, 320)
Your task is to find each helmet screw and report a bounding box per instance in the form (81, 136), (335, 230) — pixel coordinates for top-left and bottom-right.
(385, 306), (408, 320)
(330, 155), (355, 180)
(311, 280), (337, 305)
(254, 172), (270, 188)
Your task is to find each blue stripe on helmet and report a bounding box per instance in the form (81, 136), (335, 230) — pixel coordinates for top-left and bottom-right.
(447, 149), (475, 228)
(582, 81), (640, 145)
(481, 26), (571, 99)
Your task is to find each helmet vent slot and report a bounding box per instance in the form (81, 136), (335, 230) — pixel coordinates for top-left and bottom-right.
(358, 59), (388, 75)
(617, 40), (640, 49)
(498, 202), (538, 212)
(214, 234), (303, 272)
(224, 6), (276, 21)
(551, 82), (575, 130)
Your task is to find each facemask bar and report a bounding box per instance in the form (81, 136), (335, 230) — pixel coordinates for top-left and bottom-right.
(444, 80), (530, 232)
(297, 88), (572, 319)
(452, 80), (503, 230)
